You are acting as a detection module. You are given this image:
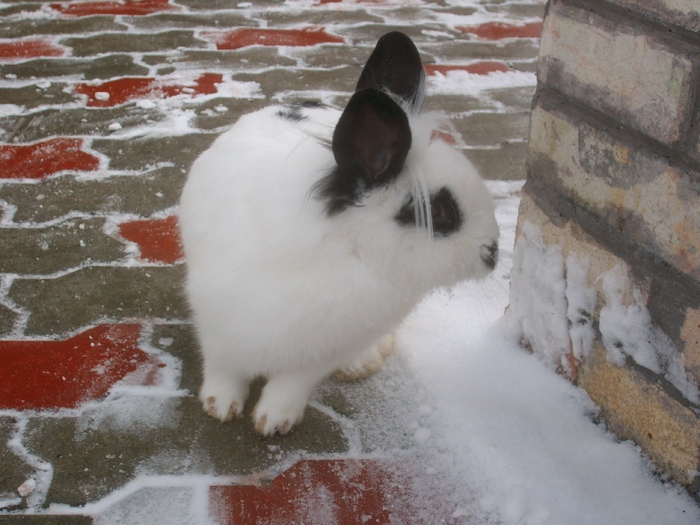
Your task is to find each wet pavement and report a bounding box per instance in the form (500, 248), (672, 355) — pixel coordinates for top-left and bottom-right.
(0, 1), (543, 523)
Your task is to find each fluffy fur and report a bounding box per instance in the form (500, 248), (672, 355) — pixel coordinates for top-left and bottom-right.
(178, 32), (499, 436)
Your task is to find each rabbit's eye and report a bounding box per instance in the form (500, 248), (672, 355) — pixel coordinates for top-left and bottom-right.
(430, 188), (462, 236)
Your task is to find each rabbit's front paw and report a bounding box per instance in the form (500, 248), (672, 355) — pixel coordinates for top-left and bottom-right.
(199, 376), (247, 422)
(252, 378), (311, 436)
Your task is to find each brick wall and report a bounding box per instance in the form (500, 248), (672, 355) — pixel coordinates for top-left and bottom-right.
(509, 0), (700, 495)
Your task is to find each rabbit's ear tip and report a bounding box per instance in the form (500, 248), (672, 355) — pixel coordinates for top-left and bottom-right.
(356, 31), (425, 112)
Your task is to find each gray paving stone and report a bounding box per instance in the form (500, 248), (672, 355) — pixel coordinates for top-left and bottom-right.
(486, 86), (538, 112)
(0, 106), (165, 143)
(150, 324), (201, 395)
(0, 218), (126, 275)
(186, 97), (268, 131)
(466, 141), (529, 180)
(485, 2), (546, 18)
(0, 3), (44, 17)
(0, 84), (78, 113)
(144, 47), (298, 70)
(0, 303), (17, 336)
(92, 135), (215, 173)
(123, 12), (255, 31)
(0, 168), (186, 224)
(281, 45), (369, 68)
(454, 111), (531, 146)
(0, 55), (149, 81)
(421, 39), (541, 61)
(60, 31), (208, 58)
(0, 517), (92, 525)
(231, 66), (359, 98)
(0, 417), (32, 512)
(9, 265), (188, 335)
(0, 16), (126, 39)
(423, 93), (499, 115)
(260, 7), (384, 26)
(24, 394), (347, 507)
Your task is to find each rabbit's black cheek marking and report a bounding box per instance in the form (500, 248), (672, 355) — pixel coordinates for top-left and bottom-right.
(430, 187), (463, 236)
(395, 188), (463, 237)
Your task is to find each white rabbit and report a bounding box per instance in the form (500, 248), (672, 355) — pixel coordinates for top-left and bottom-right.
(178, 32), (499, 436)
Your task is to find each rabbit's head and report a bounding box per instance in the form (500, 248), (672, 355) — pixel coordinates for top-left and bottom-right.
(314, 32), (499, 290)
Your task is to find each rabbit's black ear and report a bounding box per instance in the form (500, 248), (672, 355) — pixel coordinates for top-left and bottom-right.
(356, 31), (425, 113)
(316, 89), (411, 216)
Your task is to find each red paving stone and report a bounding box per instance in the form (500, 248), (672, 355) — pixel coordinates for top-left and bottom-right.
(0, 40), (64, 61)
(0, 138), (100, 179)
(458, 21), (543, 39)
(50, 0), (180, 17)
(209, 459), (432, 525)
(424, 61), (510, 76)
(74, 73), (223, 107)
(118, 215), (184, 264)
(203, 27), (345, 50)
(431, 129), (458, 145)
(0, 324), (164, 411)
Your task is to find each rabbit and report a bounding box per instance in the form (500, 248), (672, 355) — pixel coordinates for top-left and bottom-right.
(178, 31), (499, 436)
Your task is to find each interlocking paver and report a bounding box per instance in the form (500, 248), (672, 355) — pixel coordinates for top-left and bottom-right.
(0, 0), (545, 521)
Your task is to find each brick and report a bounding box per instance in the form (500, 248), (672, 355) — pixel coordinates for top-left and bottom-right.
(452, 111), (530, 146)
(0, 218), (126, 275)
(466, 141), (529, 180)
(0, 105), (164, 143)
(0, 83), (78, 113)
(580, 342), (700, 487)
(24, 395), (347, 506)
(606, 0), (700, 32)
(0, 417), (33, 512)
(513, 192), (700, 488)
(681, 307), (700, 385)
(144, 47), (298, 70)
(0, 54), (149, 81)
(8, 265), (188, 335)
(0, 304), (17, 336)
(231, 66), (359, 98)
(60, 30), (207, 57)
(0, 16), (126, 39)
(0, 167), (185, 224)
(124, 12), (255, 31)
(528, 102), (700, 281)
(538, 2), (694, 146)
(92, 134), (215, 172)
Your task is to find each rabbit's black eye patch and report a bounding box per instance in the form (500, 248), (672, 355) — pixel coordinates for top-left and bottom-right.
(396, 187), (463, 236)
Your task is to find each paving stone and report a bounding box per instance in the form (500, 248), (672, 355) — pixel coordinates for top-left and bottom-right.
(0, 304), (17, 336)
(60, 30), (208, 57)
(0, 218), (126, 275)
(0, 3), (44, 17)
(421, 39), (541, 61)
(9, 265), (188, 336)
(0, 106), (164, 143)
(23, 395), (347, 507)
(0, 16), (127, 39)
(453, 111), (530, 146)
(92, 134), (215, 173)
(0, 417), (32, 512)
(144, 47), (298, 70)
(0, 55), (149, 81)
(466, 141), (529, 180)
(186, 97), (268, 131)
(280, 44), (369, 68)
(423, 92), (499, 114)
(231, 66), (359, 98)
(96, 486), (194, 525)
(0, 517), (92, 525)
(0, 83), (78, 112)
(485, 2), (547, 18)
(123, 12), (255, 31)
(150, 324), (201, 394)
(260, 7), (385, 27)
(487, 85), (539, 112)
(0, 167), (186, 224)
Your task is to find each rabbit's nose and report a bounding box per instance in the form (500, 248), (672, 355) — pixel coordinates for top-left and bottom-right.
(480, 241), (498, 270)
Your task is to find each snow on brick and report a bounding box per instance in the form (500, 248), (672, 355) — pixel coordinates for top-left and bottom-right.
(424, 62), (510, 76)
(0, 138), (100, 179)
(50, 0), (180, 17)
(0, 40), (64, 62)
(458, 22), (543, 40)
(118, 216), (184, 264)
(202, 27), (345, 50)
(0, 324), (164, 411)
(74, 74), (223, 108)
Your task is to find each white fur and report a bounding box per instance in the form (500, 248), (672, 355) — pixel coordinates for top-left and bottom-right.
(178, 103), (499, 435)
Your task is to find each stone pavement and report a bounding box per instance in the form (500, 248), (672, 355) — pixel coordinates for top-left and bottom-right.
(0, 1), (543, 523)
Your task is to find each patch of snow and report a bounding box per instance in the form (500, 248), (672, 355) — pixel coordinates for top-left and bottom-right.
(428, 70), (537, 96)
